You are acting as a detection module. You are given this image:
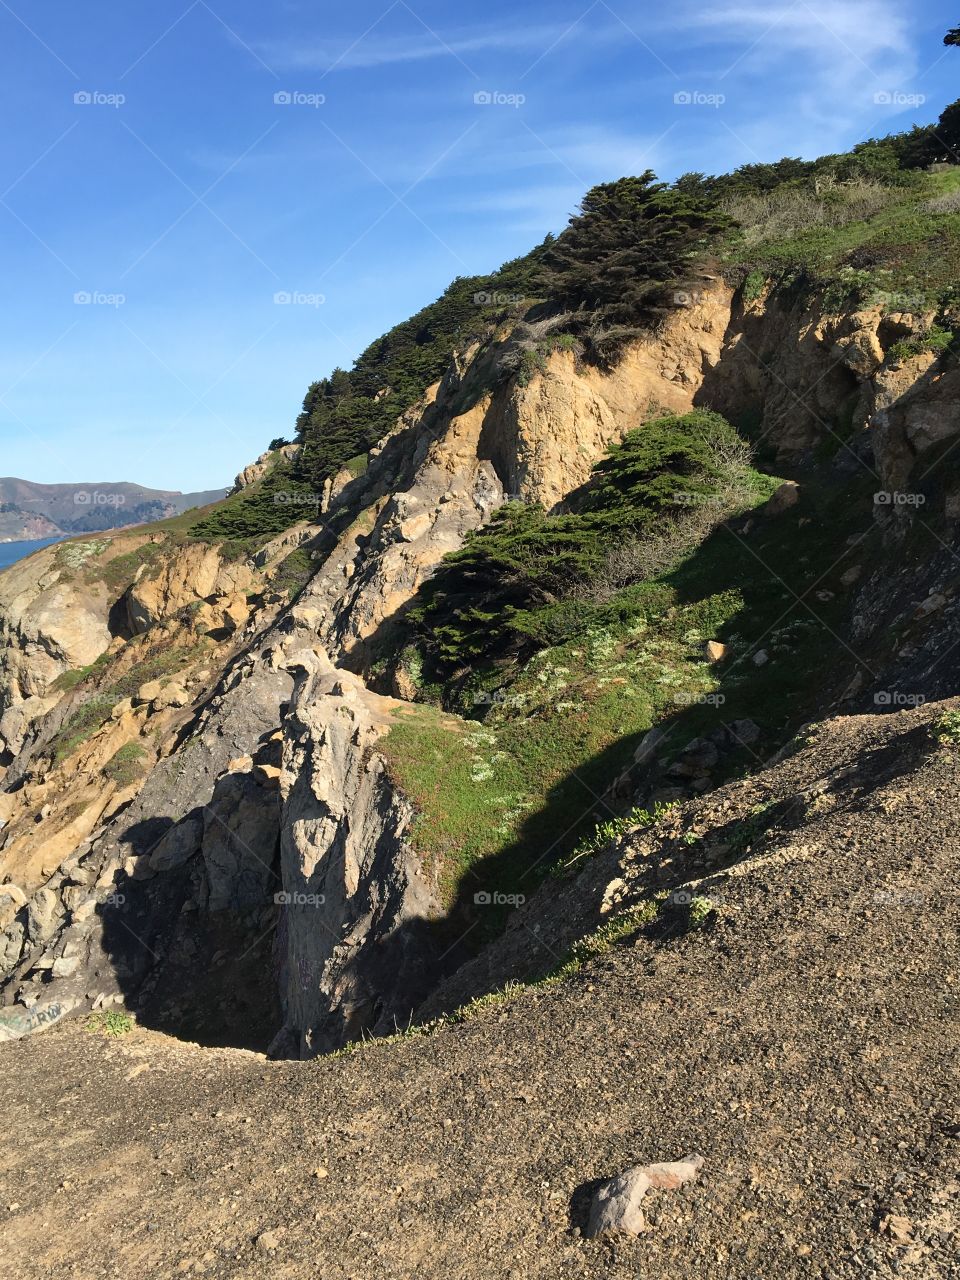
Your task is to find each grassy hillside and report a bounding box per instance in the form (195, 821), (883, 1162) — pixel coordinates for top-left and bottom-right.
(722, 166), (960, 310)
(375, 453), (893, 943)
(200, 98), (960, 543)
(373, 412), (790, 927)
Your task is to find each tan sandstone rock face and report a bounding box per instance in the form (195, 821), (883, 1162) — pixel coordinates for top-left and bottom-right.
(0, 533), (268, 760)
(700, 295), (940, 461)
(296, 289), (737, 669)
(481, 285), (734, 510)
(232, 442), (298, 492)
(300, 381), (505, 664)
(872, 358), (960, 496)
(126, 543), (258, 634)
(0, 543), (113, 755)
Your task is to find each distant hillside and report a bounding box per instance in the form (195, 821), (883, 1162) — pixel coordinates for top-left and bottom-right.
(0, 502), (61, 542)
(0, 478), (228, 540)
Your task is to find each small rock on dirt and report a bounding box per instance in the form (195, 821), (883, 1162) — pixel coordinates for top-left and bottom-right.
(586, 1153), (705, 1238)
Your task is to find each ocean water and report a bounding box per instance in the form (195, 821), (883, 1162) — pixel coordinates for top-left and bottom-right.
(0, 537), (63, 571)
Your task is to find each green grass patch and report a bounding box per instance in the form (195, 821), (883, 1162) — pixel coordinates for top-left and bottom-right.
(551, 801), (677, 877)
(381, 583), (745, 916)
(887, 324), (955, 363)
(50, 695), (121, 764)
(103, 741), (148, 787)
(724, 168), (960, 309)
(107, 644), (207, 700)
(376, 411), (811, 917)
(48, 642), (207, 764)
(270, 547), (316, 601)
(85, 1010), (133, 1036)
(344, 452), (368, 478)
(380, 414), (891, 941)
(933, 709), (960, 747)
(743, 268), (767, 302)
(98, 541), (165, 592)
(51, 654), (111, 693)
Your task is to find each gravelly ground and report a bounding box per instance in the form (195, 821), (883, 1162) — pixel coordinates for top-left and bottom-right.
(1, 701), (958, 1280)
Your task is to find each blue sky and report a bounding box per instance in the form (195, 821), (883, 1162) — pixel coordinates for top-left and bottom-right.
(0, 1), (956, 491)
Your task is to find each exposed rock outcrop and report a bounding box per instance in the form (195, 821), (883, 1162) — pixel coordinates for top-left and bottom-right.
(701, 289), (956, 483)
(0, 542), (112, 757)
(232, 443), (298, 492)
(3, 277), (960, 1053)
(298, 292), (735, 670)
(483, 286), (734, 509)
(274, 652), (441, 1057)
(0, 636), (293, 1046)
(125, 541), (259, 634)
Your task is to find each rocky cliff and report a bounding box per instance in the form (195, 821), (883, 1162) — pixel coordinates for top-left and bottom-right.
(2, 276), (959, 1057)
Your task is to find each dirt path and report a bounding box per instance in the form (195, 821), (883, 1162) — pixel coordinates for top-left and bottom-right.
(1, 704), (959, 1280)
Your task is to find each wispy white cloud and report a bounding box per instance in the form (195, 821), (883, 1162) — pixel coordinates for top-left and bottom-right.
(424, 123), (680, 232)
(681, 1), (916, 105)
(263, 20), (615, 73)
(440, 182), (583, 233)
(672, 0), (912, 73)
(656, 0), (923, 152)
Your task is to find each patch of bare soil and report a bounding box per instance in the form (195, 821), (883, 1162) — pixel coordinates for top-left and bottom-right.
(1, 701), (958, 1279)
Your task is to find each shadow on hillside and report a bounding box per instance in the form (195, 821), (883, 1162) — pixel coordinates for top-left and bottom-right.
(94, 774), (284, 1053)
(87, 356), (960, 1051)
(393, 710), (939, 1025)
(336, 439), (960, 1031)
(84, 602), (943, 1057)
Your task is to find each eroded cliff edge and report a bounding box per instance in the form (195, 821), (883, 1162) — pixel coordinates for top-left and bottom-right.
(2, 278), (959, 1055)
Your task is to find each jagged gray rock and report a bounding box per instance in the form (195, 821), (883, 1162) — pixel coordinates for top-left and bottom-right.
(273, 653), (441, 1057)
(586, 1154), (705, 1237)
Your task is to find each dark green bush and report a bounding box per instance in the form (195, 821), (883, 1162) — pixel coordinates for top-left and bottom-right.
(409, 410), (754, 672)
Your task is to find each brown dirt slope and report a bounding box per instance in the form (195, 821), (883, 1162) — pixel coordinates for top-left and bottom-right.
(0, 698), (957, 1280)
